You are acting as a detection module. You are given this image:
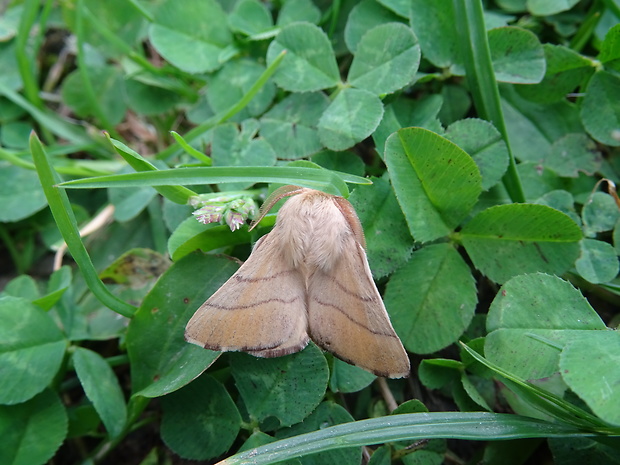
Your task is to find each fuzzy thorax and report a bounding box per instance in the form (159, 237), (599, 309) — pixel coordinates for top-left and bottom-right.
(273, 190), (351, 274)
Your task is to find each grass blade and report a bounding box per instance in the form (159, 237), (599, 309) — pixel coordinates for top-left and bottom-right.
(58, 166), (370, 197)
(106, 134), (198, 204)
(460, 343), (616, 432)
(30, 132), (137, 318)
(155, 50), (288, 160)
(0, 82), (95, 146)
(453, 0), (525, 203)
(217, 412), (592, 465)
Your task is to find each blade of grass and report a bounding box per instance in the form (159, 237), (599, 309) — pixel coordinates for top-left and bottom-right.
(326, 0), (342, 38)
(601, 0), (620, 18)
(106, 134), (198, 204)
(126, 0), (154, 21)
(79, 3), (176, 83)
(0, 148), (39, 170)
(0, 146), (117, 177)
(79, 4), (198, 101)
(0, 82), (96, 146)
(57, 166), (370, 197)
(89, 395), (152, 464)
(75, 0), (120, 138)
(155, 50), (288, 160)
(170, 131), (212, 165)
(147, 199), (168, 255)
(0, 225), (29, 274)
(569, 2), (603, 52)
(30, 132), (137, 318)
(460, 343), (616, 432)
(453, 0), (525, 203)
(217, 412), (592, 465)
(16, 0), (44, 109)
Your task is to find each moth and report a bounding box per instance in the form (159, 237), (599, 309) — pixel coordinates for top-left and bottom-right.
(185, 186), (410, 378)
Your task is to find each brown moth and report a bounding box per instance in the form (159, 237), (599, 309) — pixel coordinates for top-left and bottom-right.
(185, 186), (410, 378)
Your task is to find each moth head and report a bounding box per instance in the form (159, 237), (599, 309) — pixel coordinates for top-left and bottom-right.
(249, 185), (308, 231)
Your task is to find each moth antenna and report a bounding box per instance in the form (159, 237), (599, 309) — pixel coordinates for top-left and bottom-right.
(249, 185), (306, 231)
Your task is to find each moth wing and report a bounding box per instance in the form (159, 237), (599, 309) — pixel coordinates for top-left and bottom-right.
(185, 233), (309, 357)
(307, 236), (410, 378)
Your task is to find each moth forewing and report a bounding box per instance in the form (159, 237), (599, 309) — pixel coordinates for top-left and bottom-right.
(332, 195), (367, 249)
(184, 233), (310, 357)
(307, 232), (410, 378)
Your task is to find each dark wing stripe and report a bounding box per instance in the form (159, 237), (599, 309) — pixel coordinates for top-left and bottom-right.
(310, 296), (398, 338)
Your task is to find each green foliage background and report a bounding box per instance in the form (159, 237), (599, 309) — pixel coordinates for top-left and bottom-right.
(1, 0), (619, 464)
